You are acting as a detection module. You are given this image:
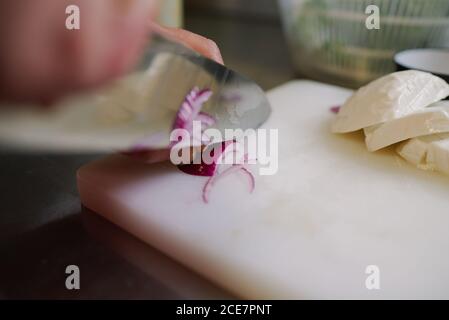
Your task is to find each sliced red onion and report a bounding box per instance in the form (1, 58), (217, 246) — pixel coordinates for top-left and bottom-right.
(178, 162), (217, 177)
(177, 140), (233, 177)
(177, 139), (255, 203)
(172, 87), (213, 132)
(202, 164), (255, 204)
(125, 86), (255, 204)
(125, 87), (215, 161)
(240, 167), (255, 193)
(169, 87), (216, 149)
(330, 106), (341, 114)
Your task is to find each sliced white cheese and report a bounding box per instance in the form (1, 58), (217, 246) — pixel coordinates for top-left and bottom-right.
(396, 134), (449, 167)
(397, 133), (449, 175)
(426, 138), (449, 175)
(332, 70), (449, 133)
(364, 101), (449, 151)
(362, 124), (379, 136)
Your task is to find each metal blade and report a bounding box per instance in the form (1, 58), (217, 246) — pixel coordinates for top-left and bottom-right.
(0, 35), (271, 153)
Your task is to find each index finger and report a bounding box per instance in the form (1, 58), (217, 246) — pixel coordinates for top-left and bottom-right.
(149, 22), (224, 65)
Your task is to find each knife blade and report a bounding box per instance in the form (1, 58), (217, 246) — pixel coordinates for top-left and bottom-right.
(0, 34), (271, 154)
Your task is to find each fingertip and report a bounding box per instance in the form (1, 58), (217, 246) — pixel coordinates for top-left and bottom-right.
(204, 38), (224, 65)
(148, 22), (224, 65)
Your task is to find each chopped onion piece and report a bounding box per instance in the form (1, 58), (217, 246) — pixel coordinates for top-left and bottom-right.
(202, 164), (255, 204)
(124, 86), (255, 204)
(172, 87), (213, 131)
(178, 162), (217, 177)
(330, 106), (340, 114)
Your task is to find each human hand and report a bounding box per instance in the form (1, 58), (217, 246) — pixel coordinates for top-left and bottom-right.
(0, 0), (223, 104)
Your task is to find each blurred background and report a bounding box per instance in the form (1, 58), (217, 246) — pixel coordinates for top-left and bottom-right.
(0, 0), (448, 299)
(184, 0), (294, 90)
(182, 0), (449, 88)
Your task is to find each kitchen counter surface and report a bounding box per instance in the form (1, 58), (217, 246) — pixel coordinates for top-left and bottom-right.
(0, 13), (294, 299)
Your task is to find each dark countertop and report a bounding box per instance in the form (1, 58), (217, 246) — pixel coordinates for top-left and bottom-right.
(0, 13), (294, 299)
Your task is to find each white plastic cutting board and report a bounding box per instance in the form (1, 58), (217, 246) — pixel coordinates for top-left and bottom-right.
(77, 80), (449, 299)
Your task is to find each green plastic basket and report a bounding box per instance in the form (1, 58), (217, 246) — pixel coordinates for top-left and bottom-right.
(279, 0), (449, 88)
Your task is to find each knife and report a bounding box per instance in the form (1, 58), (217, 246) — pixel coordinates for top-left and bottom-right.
(0, 34), (271, 157)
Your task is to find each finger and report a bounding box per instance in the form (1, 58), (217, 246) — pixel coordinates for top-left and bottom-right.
(149, 22), (224, 65)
